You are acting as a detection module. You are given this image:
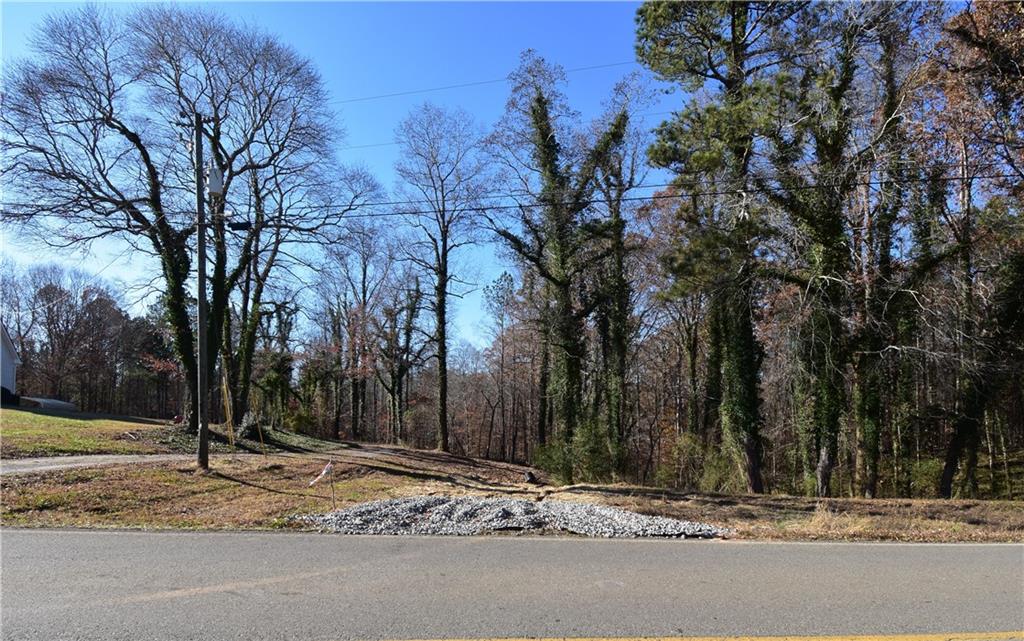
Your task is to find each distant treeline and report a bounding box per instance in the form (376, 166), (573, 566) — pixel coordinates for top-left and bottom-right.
(1, 264), (185, 418)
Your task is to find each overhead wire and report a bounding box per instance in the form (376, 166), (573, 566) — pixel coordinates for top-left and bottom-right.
(1, 163), (1005, 221)
(336, 109), (676, 152)
(2, 170), (1010, 316)
(332, 60), (658, 151)
(329, 173), (1018, 220)
(254, 164), (1011, 220)
(330, 61), (638, 105)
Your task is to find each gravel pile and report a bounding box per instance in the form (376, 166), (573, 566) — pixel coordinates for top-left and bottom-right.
(297, 496), (727, 538)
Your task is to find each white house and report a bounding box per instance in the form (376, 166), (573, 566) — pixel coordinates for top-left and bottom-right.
(1, 324), (22, 401)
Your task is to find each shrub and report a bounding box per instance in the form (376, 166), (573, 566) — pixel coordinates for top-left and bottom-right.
(700, 447), (744, 494)
(571, 419), (616, 483)
(533, 442), (572, 484)
(910, 459), (944, 498)
(284, 408), (316, 435)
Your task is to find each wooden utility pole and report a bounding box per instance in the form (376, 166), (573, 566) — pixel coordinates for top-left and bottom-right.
(194, 112), (210, 471)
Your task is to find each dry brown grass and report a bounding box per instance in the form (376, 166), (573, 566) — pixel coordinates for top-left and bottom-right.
(2, 445), (1022, 541)
(555, 486), (1024, 542)
(0, 455), (414, 529)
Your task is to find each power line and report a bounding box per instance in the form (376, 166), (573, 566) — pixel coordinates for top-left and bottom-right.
(1, 171), (1010, 315)
(266, 161), (1005, 217)
(280, 171), (1018, 220)
(338, 141), (400, 151)
(336, 109), (676, 151)
(331, 61), (638, 105)
(0, 163), (1002, 220)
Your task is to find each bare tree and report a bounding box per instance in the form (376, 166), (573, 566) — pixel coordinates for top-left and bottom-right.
(375, 264), (425, 444)
(1, 5), (368, 435)
(394, 103), (487, 452)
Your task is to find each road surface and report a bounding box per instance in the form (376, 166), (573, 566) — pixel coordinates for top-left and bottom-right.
(1, 529), (1021, 640)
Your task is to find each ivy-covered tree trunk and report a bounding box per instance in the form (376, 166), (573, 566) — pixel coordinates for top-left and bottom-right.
(940, 378), (987, 498)
(435, 251), (450, 452)
(761, 13), (864, 497)
(939, 146), (979, 497)
(702, 297), (723, 442)
(796, 188), (853, 498)
(536, 309), (551, 448)
(493, 87), (627, 482)
(159, 233), (199, 434)
(593, 195), (632, 474)
(606, 204), (630, 471)
(721, 268), (764, 494)
(854, 352), (883, 498)
(809, 277), (847, 497)
(224, 183), (276, 429)
(854, 26), (905, 499)
(550, 279), (584, 475)
(398, 280), (420, 443)
(637, 0), (779, 493)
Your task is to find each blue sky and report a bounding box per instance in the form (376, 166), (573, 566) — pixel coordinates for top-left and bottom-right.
(1, 1), (672, 346)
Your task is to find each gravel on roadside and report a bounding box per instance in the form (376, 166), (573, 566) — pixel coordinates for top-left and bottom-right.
(296, 495), (728, 538)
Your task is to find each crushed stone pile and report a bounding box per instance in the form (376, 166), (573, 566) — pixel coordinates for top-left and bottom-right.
(296, 495), (727, 539)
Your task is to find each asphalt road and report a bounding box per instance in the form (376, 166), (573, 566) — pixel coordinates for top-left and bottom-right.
(2, 530), (1022, 641)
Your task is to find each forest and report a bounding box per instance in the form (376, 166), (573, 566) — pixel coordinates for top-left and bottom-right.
(1, 1), (1021, 500)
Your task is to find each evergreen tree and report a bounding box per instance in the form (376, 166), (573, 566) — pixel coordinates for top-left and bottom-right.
(635, 1), (804, 492)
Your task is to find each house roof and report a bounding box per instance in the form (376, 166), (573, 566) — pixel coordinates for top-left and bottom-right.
(1, 324), (22, 365)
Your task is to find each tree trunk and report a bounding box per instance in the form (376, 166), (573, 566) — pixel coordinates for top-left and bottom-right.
(721, 273), (764, 494)
(607, 205), (630, 472)
(536, 320), (550, 448)
(350, 375), (362, 440)
(436, 256), (450, 452)
(855, 352), (882, 498)
(940, 379), (987, 498)
(703, 297), (723, 442)
(551, 280), (584, 481)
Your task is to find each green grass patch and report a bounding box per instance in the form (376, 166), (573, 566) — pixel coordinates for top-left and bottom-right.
(0, 407), (179, 458)
(0, 407), (354, 459)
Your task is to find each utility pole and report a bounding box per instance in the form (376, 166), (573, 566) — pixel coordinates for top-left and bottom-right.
(194, 112), (210, 471)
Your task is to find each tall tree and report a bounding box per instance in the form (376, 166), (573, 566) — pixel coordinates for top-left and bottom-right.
(490, 53), (628, 481)
(376, 266), (424, 444)
(484, 272), (516, 460)
(636, 1), (806, 492)
(394, 103), (486, 452)
(222, 155), (378, 429)
(338, 223), (392, 440)
(0, 5), (358, 439)
(593, 82), (648, 474)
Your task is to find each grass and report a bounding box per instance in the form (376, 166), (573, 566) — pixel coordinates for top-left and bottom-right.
(0, 408), (178, 458)
(576, 488), (1024, 542)
(0, 407), (351, 459)
(0, 455), (407, 529)
(2, 443), (1022, 541)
